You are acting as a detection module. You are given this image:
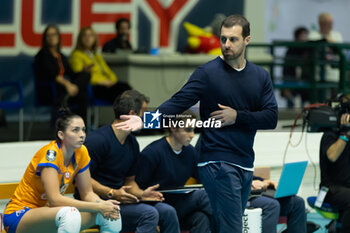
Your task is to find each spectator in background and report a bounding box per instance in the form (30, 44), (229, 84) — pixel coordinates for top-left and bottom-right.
(283, 27), (309, 77)
(70, 26), (131, 103)
(282, 27), (311, 107)
(34, 25), (90, 122)
(309, 13), (343, 82)
(309, 13), (343, 43)
(103, 18), (132, 53)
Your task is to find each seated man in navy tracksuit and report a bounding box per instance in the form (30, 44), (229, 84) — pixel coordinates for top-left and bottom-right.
(136, 113), (213, 233)
(75, 90), (178, 233)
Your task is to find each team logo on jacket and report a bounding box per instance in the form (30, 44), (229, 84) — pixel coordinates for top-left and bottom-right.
(46, 150), (56, 162)
(65, 172), (71, 179)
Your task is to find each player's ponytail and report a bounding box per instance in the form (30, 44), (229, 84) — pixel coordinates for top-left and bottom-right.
(55, 107), (80, 143)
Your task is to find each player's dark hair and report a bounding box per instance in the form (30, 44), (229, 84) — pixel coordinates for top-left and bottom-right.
(42, 24), (61, 52)
(220, 14), (250, 38)
(113, 90), (149, 120)
(55, 108), (81, 143)
(115, 18), (131, 31)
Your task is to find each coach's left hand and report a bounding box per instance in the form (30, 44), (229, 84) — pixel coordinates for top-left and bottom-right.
(210, 104), (237, 126)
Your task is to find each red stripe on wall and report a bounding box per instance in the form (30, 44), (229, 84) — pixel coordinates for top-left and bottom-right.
(0, 33), (15, 46)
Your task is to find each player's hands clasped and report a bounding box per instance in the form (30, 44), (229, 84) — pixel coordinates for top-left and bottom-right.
(99, 199), (120, 220)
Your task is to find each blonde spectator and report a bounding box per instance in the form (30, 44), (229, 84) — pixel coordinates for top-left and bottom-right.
(70, 27), (131, 103)
(309, 13), (343, 43)
(308, 13), (343, 83)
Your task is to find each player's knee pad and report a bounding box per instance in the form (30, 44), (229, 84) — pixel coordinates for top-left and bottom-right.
(55, 207), (81, 233)
(96, 212), (122, 233)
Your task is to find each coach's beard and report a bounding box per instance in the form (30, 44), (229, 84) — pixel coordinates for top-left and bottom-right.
(221, 45), (244, 61)
(223, 49), (244, 61)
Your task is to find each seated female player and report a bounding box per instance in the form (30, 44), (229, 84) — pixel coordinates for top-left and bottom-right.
(136, 112), (213, 233)
(3, 108), (121, 233)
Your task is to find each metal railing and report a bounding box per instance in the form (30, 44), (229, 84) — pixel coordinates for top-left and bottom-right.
(247, 42), (350, 102)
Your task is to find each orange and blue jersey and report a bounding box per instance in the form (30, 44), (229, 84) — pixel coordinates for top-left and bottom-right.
(4, 140), (90, 215)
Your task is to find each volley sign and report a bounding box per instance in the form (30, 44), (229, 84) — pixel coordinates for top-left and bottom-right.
(0, 0), (199, 55)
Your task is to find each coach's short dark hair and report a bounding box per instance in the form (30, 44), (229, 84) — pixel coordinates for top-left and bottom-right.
(113, 90), (149, 119)
(220, 15), (250, 38)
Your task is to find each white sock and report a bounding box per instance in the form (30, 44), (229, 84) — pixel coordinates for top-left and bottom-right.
(55, 207), (81, 233)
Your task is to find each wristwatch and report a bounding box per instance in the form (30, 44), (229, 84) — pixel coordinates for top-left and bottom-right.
(107, 189), (114, 199)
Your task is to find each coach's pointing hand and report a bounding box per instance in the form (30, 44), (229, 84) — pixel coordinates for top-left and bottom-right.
(210, 104), (237, 126)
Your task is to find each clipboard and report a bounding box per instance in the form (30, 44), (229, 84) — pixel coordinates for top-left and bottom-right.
(158, 184), (204, 194)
